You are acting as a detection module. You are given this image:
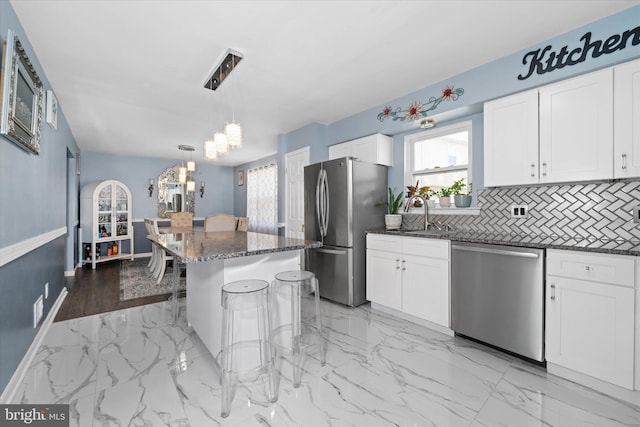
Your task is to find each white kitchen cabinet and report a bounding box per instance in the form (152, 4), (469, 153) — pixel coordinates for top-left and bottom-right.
(484, 65), (621, 186)
(546, 249), (635, 390)
(80, 180), (134, 269)
(539, 67), (613, 183)
(328, 133), (393, 166)
(366, 248), (402, 311)
(484, 89), (539, 186)
(366, 234), (450, 328)
(614, 58), (640, 178)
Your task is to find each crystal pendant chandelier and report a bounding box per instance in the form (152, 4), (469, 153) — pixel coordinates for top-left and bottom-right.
(204, 138), (217, 160)
(178, 145), (195, 190)
(203, 49), (243, 159)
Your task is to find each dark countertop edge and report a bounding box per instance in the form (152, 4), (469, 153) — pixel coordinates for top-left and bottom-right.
(366, 229), (640, 257)
(176, 241), (323, 263)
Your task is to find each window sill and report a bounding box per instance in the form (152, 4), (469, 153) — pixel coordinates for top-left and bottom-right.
(403, 207), (481, 216)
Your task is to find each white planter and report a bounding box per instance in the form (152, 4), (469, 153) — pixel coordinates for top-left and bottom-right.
(384, 214), (402, 230)
(426, 199), (436, 208)
(438, 196), (451, 208)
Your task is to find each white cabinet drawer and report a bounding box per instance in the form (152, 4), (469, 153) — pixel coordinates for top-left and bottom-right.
(547, 249), (635, 287)
(366, 234), (402, 253)
(402, 237), (449, 259)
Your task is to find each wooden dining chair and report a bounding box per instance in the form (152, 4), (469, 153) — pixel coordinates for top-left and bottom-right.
(147, 218), (173, 284)
(169, 212), (193, 230)
(236, 217), (249, 231)
(205, 214), (238, 232)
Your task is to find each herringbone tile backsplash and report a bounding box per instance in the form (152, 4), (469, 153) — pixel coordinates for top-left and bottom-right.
(412, 180), (640, 241)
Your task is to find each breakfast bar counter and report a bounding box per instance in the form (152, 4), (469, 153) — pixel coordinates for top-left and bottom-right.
(150, 230), (322, 361)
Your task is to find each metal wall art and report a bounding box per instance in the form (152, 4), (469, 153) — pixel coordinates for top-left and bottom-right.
(0, 29), (44, 155)
(377, 86), (464, 123)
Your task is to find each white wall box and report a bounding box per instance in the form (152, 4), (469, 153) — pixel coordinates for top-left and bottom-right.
(366, 234), (450, 330)
(546, 249), (635, 390)
(80, 180), (134, 269)
(328, 133), (393, 166)
(614, 58), (640, 178)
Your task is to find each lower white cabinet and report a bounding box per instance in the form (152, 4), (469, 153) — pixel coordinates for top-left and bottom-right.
(366, 234), (450, 328)
(546, 249), (636, 390)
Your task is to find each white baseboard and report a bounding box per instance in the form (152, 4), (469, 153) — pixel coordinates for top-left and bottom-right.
(0, 287), (68, 404)
(64, 269), (75, 277)
(547, 362), (640, 407)
(370, 302), (454, 337)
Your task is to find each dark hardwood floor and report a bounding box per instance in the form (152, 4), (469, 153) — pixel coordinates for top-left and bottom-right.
(55, 259), (171, 322)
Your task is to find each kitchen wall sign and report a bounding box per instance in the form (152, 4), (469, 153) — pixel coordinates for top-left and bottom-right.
(377, 85), (464, 122)
(518, 25), (640, 81)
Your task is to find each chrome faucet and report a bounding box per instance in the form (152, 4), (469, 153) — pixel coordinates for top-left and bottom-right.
(404, 195), (429, 230)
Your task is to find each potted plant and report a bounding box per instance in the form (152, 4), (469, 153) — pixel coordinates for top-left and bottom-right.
(437, 186), (453, 208)
(376, 187), (404, 229)
(420, 186), (436, 208)
(451, 178), (473, 208)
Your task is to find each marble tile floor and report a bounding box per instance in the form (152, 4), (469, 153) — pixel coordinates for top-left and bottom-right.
(13, 299), (640, 426)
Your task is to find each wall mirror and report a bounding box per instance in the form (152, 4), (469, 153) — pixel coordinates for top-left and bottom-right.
(157, 165), (195, 218)
(0, 29), (44, 155)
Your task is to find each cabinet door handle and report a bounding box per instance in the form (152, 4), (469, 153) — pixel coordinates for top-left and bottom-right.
(401, 259), (406, 271)
(584, 265), (591, 271)
(396, 258), (400, 270)
(530, 163), (536, 178)
(550, 283), (556, 300)
(542, 162), (547, 177)
(622, 153), (627, 171)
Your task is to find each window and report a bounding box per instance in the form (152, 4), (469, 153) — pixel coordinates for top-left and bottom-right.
(246, 163), (278, 234)
(405, 121), (472, 193)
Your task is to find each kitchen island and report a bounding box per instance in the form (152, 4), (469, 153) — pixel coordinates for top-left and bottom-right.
(151, 230), (322, 361)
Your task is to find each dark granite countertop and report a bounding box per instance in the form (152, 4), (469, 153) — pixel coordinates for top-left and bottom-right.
(151, 230), (322, 263)
(367, 229), (640, 256)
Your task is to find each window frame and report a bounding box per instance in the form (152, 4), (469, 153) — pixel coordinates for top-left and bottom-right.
(404, 120), (473, 192)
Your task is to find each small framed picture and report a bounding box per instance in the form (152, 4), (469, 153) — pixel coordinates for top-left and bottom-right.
(46, 90), (58, 129)
(238, 170), (244, 186)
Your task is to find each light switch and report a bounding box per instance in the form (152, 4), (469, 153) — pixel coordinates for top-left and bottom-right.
(633, 206), (640, 224)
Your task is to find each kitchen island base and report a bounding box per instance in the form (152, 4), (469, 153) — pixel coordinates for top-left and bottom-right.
(187, 250), (301, 365)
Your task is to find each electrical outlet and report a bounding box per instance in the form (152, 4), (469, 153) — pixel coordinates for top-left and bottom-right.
(633, 206), (640, 224)
(33, 295), (44, 328)
(510, 204), (529, 218)
(45, 282), (49, 299)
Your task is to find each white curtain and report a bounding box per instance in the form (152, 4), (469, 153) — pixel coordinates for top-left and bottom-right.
(246, 163), (278, 234)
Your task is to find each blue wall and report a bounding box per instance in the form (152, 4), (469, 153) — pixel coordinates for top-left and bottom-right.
(0, 2), (80, 394)
(81, 151), (235, 221)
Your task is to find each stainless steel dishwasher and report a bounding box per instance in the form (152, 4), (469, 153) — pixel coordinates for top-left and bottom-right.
(451, 242), (545, 362)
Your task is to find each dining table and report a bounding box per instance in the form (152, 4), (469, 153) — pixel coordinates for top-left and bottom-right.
(148, 229), (322, 362)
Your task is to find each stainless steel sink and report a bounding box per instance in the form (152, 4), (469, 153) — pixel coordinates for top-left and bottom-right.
(405, 229), (456, 236)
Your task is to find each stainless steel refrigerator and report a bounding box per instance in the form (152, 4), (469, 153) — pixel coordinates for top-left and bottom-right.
(304, 157), (388, 306)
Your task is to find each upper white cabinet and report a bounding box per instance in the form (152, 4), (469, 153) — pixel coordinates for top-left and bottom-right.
(539, 68), (613, 183)
(329, 133), (393, 166)
(546, 249), (635, 390)
(614, 58), (640, 178)
(483, 62), (640, 186)
(484, 89), (539, 186)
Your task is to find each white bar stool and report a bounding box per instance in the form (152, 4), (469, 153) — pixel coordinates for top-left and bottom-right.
(220, 279), (278, 418)
(271, 270), (326, 388)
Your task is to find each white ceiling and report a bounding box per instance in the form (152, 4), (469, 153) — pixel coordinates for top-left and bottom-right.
(9, 0), (639, 166)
